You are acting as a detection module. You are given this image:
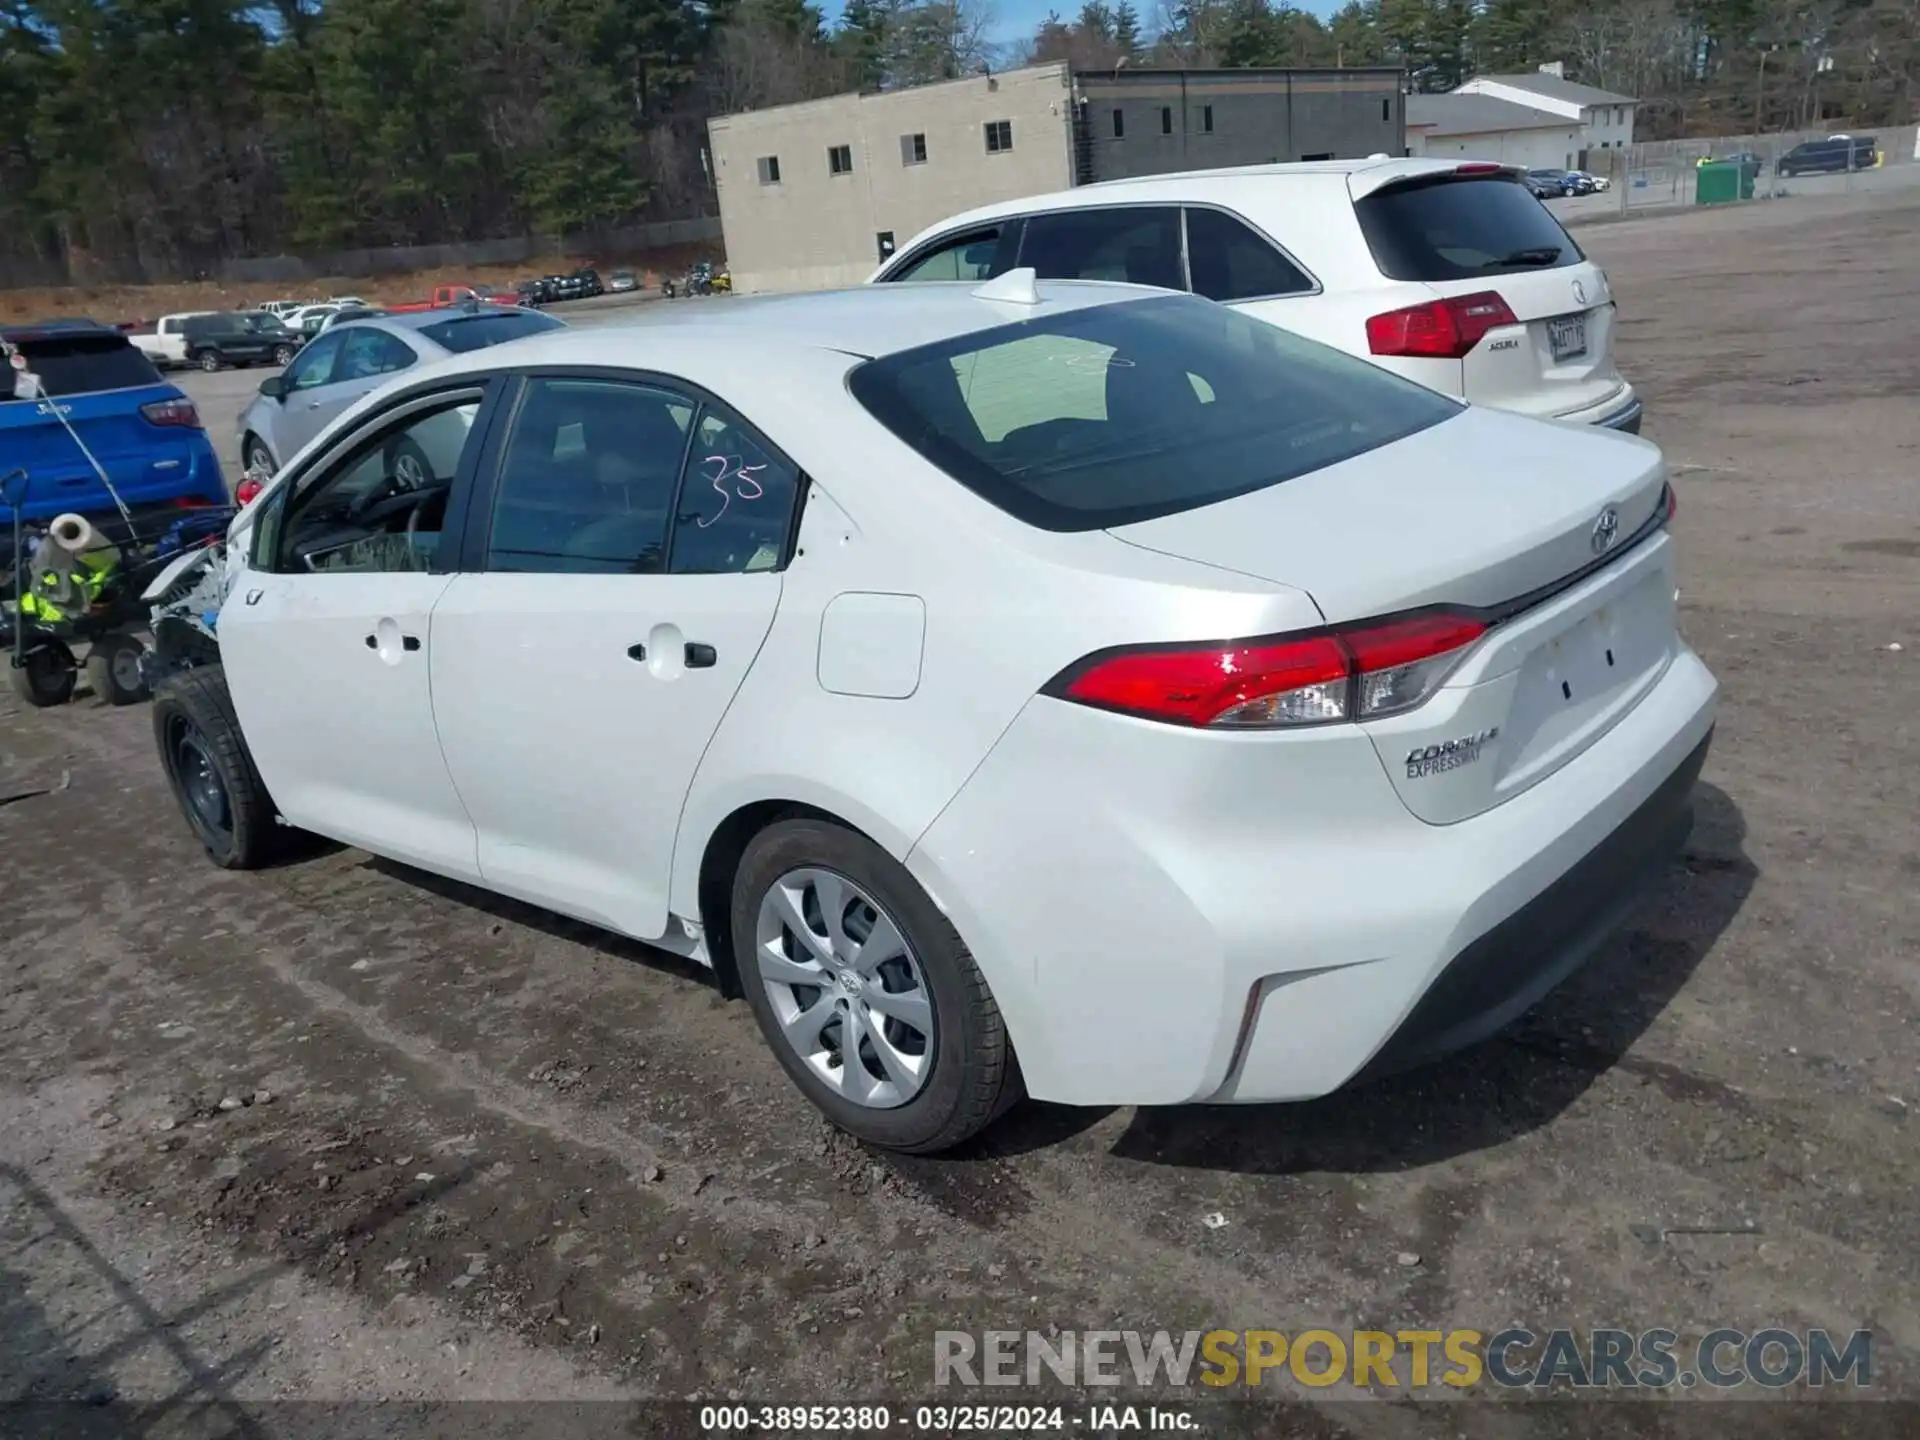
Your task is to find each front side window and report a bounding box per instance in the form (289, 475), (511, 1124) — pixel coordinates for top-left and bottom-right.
(1019, 207), (1182, 291)
(1184, 207), (1314, 301)
(847, 294), (1458, 532)
(283, 330), (346, 392)
(887, 226), (1012, 283)
(269, 396), (482, 573)
(486, 378), (691, 574)
(985, 120), (1012, 153)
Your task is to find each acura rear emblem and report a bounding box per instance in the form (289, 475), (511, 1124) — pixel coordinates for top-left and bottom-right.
(1591, 507), (1620, 554)
(1573, 278), (1588, 305)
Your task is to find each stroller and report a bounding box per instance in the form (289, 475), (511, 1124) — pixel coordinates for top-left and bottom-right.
(2, 467), (233, 708)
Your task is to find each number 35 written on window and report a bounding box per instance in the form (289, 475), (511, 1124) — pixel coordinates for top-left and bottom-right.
(696, 453), (766, 528)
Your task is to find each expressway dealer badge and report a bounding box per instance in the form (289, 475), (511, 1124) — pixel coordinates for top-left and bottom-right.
(1406, 727), (1500, 779)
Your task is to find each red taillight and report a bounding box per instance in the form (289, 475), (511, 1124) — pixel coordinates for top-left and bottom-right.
(1052, 612), (1489, 730)
(235, 477), (264, 505)
(1366, 291), (1518, 360)
(140, 396), (202, 429)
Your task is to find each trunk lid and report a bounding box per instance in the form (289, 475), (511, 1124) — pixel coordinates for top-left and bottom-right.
(1352, 170), (1626, 421)
(1107, 407), (1676, 819)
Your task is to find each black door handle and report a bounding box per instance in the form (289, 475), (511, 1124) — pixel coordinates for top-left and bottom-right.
(626, 643), (646, 661)
(364, 634), (422, 651)
(685, 643), (717, 668)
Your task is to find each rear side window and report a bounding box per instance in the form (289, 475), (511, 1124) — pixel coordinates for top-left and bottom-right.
(1018, 207), (1183, 290)
(3, 336), (161, 401)
(1183, 207), (1315, 301)
(417, 310), (564, 354)
(848, 293), (1458, 532)
(1356, 177), (1584, 282)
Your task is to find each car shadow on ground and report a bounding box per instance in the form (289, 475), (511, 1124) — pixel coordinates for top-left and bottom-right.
(359, 858), (719, 990)
(1101, 780), (1756, 1176)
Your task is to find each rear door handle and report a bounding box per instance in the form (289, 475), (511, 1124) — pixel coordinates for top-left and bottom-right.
(685, 643), (717, 668)
(365, 634), (422, 651)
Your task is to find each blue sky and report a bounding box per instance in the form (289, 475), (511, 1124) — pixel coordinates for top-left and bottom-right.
(825, 0), (1343, 49)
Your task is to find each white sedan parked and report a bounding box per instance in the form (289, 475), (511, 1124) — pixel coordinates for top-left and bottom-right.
(148, 276), (1716, 1152)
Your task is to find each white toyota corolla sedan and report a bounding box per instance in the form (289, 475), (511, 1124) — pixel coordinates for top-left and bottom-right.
(146, 274), (1717, 1153)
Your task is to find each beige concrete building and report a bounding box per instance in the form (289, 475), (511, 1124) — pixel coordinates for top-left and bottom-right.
(709, 66), (1077, 294)
(709, 62), (1406, 294)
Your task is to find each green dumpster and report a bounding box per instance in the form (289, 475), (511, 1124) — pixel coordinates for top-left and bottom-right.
(1696, 161), (1755, 205)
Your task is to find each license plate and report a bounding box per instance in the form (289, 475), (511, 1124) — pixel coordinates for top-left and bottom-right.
(1548, 314), (1588, 362)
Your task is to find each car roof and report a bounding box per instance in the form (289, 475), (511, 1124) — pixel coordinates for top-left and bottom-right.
(1, 317), (117, 343)
(407, 279), (1170, 382)
(895, 157), (1474, 242)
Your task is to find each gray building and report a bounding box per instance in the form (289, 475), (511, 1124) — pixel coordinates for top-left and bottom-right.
(707, 63), (1403, 294)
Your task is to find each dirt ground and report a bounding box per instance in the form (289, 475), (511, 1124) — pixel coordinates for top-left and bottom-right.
(3, 189), (1918, 1436)
(0, 245), (724, 328)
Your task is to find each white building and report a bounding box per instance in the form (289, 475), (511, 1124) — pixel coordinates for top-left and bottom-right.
(1405, 94), (1586, 171)
(1453, 65), (1638, 155)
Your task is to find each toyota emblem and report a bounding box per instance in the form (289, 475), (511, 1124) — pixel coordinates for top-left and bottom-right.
(1591, 507), (1620, 554)
(1572, 278), (1588, 306)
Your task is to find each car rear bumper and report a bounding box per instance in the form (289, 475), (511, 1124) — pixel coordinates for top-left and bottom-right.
(906, 639), (1717, 1108)
(1597, 396), (1643, 433)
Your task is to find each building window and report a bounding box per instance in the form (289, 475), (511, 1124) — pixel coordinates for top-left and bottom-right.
(1160, 106), (1173, 135)
(1382, 98), (1391, 122)
(900, 132), (927, 165)
(984, 120), (1012, 153)
(877, 231), (896, 262)
(828, 144), (853, 176)
(1112, 108), (1125, 139)
(1300, 152), (1333, 162)
(1201, 105), (1214, 134)
(756, 155), (781, 185)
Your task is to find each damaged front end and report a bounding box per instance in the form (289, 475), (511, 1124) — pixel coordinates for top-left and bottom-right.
(141, 538), (241, 685)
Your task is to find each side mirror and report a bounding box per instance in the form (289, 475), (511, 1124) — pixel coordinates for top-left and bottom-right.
(259, 374), (287, 401)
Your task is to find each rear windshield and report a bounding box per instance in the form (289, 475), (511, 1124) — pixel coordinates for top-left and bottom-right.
(1357, 176), (1584, 282)
(417, 310), (563, 353)
(847, 293), (1459, 532)
(3, 335), (162, 401)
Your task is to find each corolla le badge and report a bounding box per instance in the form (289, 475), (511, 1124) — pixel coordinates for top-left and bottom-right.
(1572, 278), (1588, 306)
(1591, 506), (1620, 554)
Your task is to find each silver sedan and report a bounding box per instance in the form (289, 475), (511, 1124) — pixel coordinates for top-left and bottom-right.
(238, 307), (565, 483)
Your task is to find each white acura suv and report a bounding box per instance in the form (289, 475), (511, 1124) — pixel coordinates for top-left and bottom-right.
(872, 158), (1643, 433)
(146, 277), (1714, 1152)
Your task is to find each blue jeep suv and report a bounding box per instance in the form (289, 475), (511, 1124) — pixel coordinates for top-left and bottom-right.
(2, 319), (228, 529)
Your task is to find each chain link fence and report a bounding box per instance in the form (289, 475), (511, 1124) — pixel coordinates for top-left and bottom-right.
(1558, 123), (1920, 222)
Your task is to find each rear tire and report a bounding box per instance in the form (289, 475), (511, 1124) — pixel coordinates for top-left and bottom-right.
(8, 643), (77, 707)
(85, 633), (151, 706)
(732, 818), (1018, 1153)
(197, 349), (221, 372)
(151, 664), (282, 868)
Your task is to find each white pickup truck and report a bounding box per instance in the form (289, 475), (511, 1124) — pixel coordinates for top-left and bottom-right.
(129, 312), (213, 369)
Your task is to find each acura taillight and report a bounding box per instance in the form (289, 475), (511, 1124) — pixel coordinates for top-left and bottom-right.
(140, 396), (203, 429)
(1366, 291), (1518, 360)
(1050, 612), (1489, 730)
